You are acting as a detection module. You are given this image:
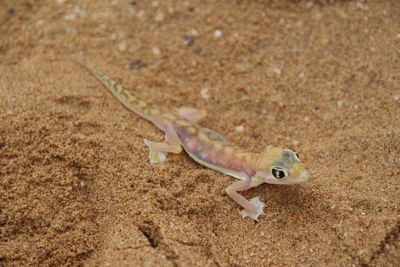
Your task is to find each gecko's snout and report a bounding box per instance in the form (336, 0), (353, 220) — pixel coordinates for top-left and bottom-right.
(295, 170), (309, 183)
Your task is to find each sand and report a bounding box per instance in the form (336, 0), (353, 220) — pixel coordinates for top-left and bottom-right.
(0, 0), (399, 266)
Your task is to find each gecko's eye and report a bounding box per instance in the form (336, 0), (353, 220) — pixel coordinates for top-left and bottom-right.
(271, 167), (287, 179)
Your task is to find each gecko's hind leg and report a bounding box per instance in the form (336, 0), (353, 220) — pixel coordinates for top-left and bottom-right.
(144, 139), (182, 164)
(144, 124), (182, 164)
(177, 107), (207, 124)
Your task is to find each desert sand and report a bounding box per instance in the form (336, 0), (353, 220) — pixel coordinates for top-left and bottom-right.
(0, 0), (399, 266)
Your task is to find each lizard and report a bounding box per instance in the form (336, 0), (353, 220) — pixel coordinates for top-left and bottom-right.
(78, 62), (309, 221)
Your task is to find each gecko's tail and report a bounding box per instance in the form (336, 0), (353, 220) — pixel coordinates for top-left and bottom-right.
(76, 61), (161, 119)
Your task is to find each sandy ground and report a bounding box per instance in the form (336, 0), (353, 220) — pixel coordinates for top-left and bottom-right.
(0, 0), (399, 266)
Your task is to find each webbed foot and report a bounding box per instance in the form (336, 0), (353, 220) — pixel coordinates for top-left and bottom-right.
(240, 197), (266, 221)
(144, 139), (168, 164)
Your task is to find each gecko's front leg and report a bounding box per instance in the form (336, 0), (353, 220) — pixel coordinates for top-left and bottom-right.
(226, 178), (266, 221)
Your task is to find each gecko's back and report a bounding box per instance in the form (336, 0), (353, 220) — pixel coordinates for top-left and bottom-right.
(173, 122), (254, 179)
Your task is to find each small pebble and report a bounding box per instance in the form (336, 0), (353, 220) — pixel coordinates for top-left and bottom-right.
(184, 35), (196, 46)
(129, 60), (148, 70)
(272, 67), (281, 75)
(299, 72), (305, 78)
(337, 100), (343, 107)
(320, 38), (329, 46)
(393, 95), (400, 101)
(200, 88), (210, 99)
(190, 29), (198, 36)
(206, 18), (213, 24)
(304, 116), (310, 122)
(236, 87), (245, 92)
(8, 8), (15, 15)
(235, 125), (244, 132)
(118, 41), (127, 52)
(396, 34), (400, 38)
(193, 48), (202, 55)
(64, 13), (77, 20)
(155, 11), (164, 22)
(214, 29), (222, 38)
(137, 10), (145, 18)
(292, 140), (299, 146)
(152, 47), (160, 55)
(130, 1), (136, 6)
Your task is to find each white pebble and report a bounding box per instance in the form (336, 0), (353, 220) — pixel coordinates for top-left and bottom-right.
(155, 12), (164, 22)
(118, 41), (127, 52)
(235, 125), (245, 132)
(396, 34), (400, 39)
(292, 140), (299, 146)
(152, 47), (161, 55)
(214, 29), (223, 38)
(337, 100), (343, 107)
(64, 13), (77, 21)
(190, 29), (198, 36)
(137, 10), (145, 18)
(299, 72), (305, 78)
(304, 116), (310, 122)
(394, 95), (400, 101)
(200, 88), (210, 99)
(272, 67), (282, 75)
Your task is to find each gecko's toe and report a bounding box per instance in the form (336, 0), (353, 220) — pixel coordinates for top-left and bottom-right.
(240, 197), (266, 221)
(144, 139), (168, 164)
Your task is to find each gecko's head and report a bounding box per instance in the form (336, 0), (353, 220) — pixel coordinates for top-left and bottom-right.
(255, 147), (308, 185)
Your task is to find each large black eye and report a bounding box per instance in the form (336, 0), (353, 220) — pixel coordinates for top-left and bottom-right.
(271, 168), (287, 179)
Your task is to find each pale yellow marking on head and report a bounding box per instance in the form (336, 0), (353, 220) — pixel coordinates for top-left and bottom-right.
(255, 147), (308, 184)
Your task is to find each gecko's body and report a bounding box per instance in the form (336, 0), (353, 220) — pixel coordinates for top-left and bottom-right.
(79, 62), (308, 220)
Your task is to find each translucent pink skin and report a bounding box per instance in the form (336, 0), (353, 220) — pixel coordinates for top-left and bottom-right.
(175, 125), (257, 178)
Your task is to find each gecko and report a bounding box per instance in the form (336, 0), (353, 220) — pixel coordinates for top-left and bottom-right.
(78, 62), (309, 221)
